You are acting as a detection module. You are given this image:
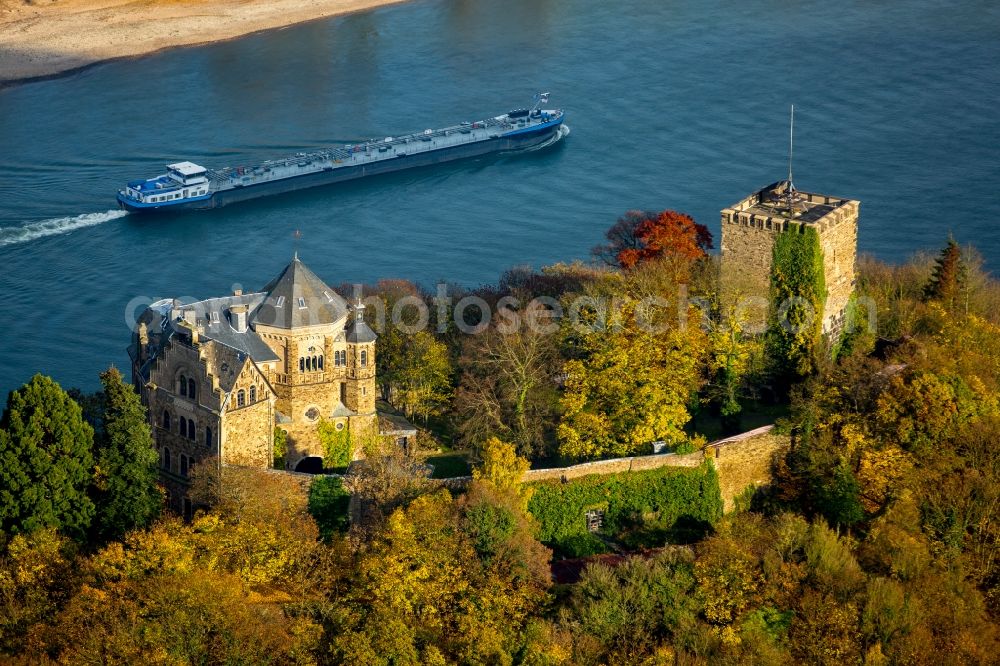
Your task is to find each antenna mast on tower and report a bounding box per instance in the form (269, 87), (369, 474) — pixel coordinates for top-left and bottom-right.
(786, 104), (796, 212)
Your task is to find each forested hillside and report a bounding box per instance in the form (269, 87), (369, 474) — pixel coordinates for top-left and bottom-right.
(2, 214), (999, 664)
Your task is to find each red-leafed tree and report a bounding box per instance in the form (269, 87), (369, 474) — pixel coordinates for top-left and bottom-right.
(592, 210), (712, 269)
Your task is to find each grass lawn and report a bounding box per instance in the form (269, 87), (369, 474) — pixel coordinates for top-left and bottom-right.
(426, 452), (472, 479)
(688, 401), (789, 442)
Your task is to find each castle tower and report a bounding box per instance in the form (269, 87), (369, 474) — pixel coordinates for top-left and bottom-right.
(344, 300), (377, 432)
(720, 180), (859, 337)
(252, 255), (352, 463)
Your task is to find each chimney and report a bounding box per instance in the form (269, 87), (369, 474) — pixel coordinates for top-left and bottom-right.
(230, 304), (248, 333)
(137, 321), (149, 363)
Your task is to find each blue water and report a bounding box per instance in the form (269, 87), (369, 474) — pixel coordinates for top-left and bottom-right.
(1, 0), (999, 396)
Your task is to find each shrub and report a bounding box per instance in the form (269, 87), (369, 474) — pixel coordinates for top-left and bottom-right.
(308, 476), (350, 539)
(318, 420), (351, 470)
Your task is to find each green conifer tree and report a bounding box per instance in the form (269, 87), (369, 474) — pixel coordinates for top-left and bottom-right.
(0, 375), (95, 538)
(922, 236), (966, 310)
(91, 367), (162, 541)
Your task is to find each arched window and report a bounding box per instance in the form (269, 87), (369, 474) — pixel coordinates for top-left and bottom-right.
(179, 374), (187, 397)
(318, 355), (324, 370)
(180, 454), (189, 477)
(180, 418), (187, 438)
(162, 447), (171, 470)
(237, 390), (245, 407)
(249, 386), (257, 403)
(188, 378), (196, 401)
(205, 426), (212, 447)
(299, 357), (305, 372)
(163, 410), (171, 430)
(188, 419), (195, 440)
(360, 349), (368, 367)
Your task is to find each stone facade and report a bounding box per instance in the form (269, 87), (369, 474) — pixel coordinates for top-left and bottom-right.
(720, 180), (859, 337)
(129, 255), (378, 511)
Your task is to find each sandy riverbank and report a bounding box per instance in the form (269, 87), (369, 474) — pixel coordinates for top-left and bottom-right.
(0, 0), (408, 85)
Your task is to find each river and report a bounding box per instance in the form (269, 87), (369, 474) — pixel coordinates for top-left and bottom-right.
(0, 0), (998, 395)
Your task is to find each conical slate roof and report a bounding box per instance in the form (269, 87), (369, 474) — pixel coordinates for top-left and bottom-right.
(253, 255), (349, 329)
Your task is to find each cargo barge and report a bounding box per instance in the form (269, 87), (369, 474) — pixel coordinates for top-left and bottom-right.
(117, 94), (567, 212)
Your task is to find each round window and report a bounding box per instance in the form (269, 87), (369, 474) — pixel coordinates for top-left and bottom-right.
(305, 407), (320, 421)
(335, 422), (345, 431)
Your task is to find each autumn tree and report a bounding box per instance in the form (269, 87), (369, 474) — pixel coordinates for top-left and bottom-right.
(367, 279), (429, 397)
(456, 308), (560, 457)
(318, 418), (352, 469)
(36, 515), (321, 663)
(704, 285), (764, 432)
(564, 550), (698, 661)
(464, 438), (551, 585)
(394, 331), (453, 422)
(91, 367), (162, 542)
(591, 209), (657, 266)
(0, 375), (95, 539)
(327, 488), (549, 664)
(558, 297), (707, 459)
(345, 431), (432, 531)
(0, 528), (78, 653)
(592, 209), (712, 270)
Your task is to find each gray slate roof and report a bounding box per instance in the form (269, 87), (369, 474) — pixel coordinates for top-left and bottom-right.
(346, 316), (378, 343)
(330, 401), (356, 418)
(194, 294), (280, 363)
(256, 256), (349, 329)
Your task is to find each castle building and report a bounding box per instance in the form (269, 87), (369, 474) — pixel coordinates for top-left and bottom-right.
(720, 180), (859, 336)
(129, 255), (379, 511)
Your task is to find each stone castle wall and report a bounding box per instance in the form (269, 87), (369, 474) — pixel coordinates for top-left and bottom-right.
(720, 217), (778, 303)
(704, 428), (789, 511)
(242, 426), (789, 529)
(221, 398), (273, 468)
(255, 323), (364, 466)
(435, 426), (788, 513)
(816, 201), (860, 335)
(521, 426), (787, 511)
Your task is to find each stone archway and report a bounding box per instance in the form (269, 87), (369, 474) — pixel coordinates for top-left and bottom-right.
(294, 455), (324, 474)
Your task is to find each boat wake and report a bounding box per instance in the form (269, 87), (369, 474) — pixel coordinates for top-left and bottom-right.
(0, 210), (128, 248)
(525, 124), (571, 152)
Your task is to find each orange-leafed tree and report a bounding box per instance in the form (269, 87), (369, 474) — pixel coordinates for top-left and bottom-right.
(592, 210), (712, 269)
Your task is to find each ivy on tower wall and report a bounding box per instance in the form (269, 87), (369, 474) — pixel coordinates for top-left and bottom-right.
(766, 224), (826, 385)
